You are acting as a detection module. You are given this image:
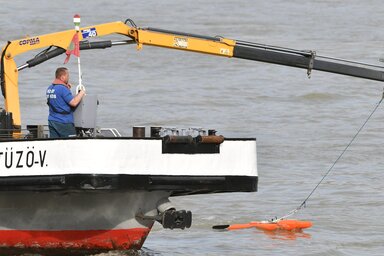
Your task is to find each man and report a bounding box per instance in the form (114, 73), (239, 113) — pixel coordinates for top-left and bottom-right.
(46, 67), (85, 138)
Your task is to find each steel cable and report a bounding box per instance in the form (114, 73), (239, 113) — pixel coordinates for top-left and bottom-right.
(275, 89), (384, 221)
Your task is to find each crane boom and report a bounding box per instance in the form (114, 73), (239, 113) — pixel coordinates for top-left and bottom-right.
(233, 42), (384, 82)
(1, 20), (384, 136)
(144, 27), (384, 82)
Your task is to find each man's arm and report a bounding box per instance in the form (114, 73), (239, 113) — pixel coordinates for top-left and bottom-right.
(68, 90), (85, 107)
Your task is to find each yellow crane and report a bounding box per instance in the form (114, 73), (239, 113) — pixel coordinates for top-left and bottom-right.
(2, 18), (384, 137)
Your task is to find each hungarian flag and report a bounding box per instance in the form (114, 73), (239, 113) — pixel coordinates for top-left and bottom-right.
(64, 32), (80, 64)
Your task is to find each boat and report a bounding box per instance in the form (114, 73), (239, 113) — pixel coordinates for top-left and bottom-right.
(1, 16), (383, 254)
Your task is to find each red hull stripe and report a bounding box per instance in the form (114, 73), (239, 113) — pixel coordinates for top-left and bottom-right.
(0, 228), (150, 250)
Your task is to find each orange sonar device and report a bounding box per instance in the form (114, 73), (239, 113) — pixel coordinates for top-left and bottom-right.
(212, 219), (312, 231)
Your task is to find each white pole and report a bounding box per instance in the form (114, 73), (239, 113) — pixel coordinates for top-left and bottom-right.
(77, 54), (82, 86)
(73, 14), (84, 92)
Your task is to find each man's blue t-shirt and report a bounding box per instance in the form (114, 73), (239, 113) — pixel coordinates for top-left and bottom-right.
(46, 84), (74, 123)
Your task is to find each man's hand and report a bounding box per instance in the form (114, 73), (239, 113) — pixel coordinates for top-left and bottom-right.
(76, 84), (86, 94)
(69, 88), (86, 107)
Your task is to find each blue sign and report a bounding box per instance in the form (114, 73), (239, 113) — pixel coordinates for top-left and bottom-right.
(81, 28), (97, 39)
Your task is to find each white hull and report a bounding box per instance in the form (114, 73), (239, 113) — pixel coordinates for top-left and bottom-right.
(0, 138), (257, 177)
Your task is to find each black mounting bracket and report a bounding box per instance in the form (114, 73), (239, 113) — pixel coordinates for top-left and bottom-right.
(137, 209), (192, 230)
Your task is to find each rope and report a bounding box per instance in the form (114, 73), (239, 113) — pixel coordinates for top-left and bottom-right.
(273, 89), (384, 222)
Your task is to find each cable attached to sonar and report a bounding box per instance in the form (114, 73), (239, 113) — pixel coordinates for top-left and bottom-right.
(213, 89), (384, 231)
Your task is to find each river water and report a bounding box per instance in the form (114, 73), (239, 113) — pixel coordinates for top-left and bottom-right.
(1, 0), (384, 255)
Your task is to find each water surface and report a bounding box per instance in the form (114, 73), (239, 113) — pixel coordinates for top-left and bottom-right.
(1, 1), (384, 255)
